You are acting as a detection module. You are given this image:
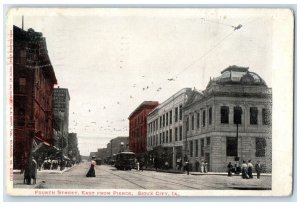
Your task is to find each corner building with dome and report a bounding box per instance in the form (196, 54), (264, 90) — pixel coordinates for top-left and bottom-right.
(182, 65), (272, 172)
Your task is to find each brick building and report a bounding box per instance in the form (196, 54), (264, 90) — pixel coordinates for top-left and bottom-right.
(183, 66), (272, 172)
(128, 101), (159, 156)
(13, 25), (57, 169)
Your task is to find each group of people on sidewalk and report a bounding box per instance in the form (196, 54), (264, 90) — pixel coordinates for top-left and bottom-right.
(184, 160), (209, 175)
(227, 160), (262, 179)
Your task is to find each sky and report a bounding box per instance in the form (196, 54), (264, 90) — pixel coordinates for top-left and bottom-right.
(12, 8), (274, 156)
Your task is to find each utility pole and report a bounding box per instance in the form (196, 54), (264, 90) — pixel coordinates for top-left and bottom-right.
(60, 111), (64, 171)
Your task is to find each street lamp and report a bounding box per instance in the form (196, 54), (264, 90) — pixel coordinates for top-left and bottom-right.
(234, 106), (242, 166)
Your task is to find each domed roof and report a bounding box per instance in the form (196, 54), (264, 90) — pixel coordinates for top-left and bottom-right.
(212, 65), (267, 86)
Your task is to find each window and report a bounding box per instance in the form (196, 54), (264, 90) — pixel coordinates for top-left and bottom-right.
(256, 138), (266, 157)
(197, 112), (200, 128)
(169, 110), (172, 124)
(201, 139), (204, 156)
(226, 137), (238, 157)
(163, 132), (165, 143)
(234, 106), (242, 124)
(206, 137), (210, 146)
(221, 106), (229, 124)
(262, 108), (271, 125)
(159, 133), (162, 144)
(160, 116), (162, 128)
(186, 117), (189, 131)
(169, 129), (172, 142)
(156, 135), (158, 146)
(166, 113), (169, 126)
(175, 127), (178, 141)
(250, 107), (258, 125)
(202, 110), (206, 127)
(192, 114), (195, 130)
(175, 107), (178, 122)
(190, 141), (193, 157)
(163, 114), (165, 127)
(179, 126), (183, 140)
(209, 107), (212, 124)
(179, 105), (183, 120)
(195, 140), (199, 157)
(166, 131), (168, 143)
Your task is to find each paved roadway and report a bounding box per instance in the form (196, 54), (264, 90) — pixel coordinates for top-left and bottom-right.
(14, 162), (271, 190)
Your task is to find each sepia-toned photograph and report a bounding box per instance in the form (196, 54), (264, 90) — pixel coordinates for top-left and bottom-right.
(4, 7), (294, 197)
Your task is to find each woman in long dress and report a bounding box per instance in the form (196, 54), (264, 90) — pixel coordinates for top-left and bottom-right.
(86, 157), (96, 177)
(241, 160), (249, 179)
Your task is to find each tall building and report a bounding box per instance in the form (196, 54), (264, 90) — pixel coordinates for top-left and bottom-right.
(13, 26), (57, 169)
(183, 66), (272, 172)
(53, 88), (70, 156)
(146, 88), (193, 169)
(128, 101), (159, 157)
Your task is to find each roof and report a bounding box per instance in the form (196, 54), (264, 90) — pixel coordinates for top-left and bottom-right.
(208, 65), (267, 87)
(148, 88), (192, 117)
(128, 101), (159, 119)
(13, 25), (57, 84)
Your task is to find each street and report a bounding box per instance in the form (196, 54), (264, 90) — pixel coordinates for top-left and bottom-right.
(13, 162), (271, 190)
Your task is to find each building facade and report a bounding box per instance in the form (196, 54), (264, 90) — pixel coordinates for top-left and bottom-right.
(128, 101), (159, 156)
(147, 88), (193, 169)
(13, 26), (57, 169)
(183, 66), (272, 172)
(53, 88), (70, 157)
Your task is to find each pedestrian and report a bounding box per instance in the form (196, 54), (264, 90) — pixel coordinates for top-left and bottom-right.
(30, 158), (37, 184)
(154, 158), (158, 171)
(195, 161), (200, 172)
(86, 156), (96, 177)
(227, 162), (233, 177)
(204, 160), (208, 173)
(23, 163), (31, 185)
(140, 160), (144, 172)
(241, 160), (249, 179)
(247, 160), (253, 179)
(200, 160), (205, 173)
(164, 161), (169, 169)
(185, 160), (190, 175)
(255, 160), (262, 179)
(136, 161), (140, 171)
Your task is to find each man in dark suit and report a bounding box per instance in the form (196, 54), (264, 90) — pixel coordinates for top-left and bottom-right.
(255, 161), (262, 179)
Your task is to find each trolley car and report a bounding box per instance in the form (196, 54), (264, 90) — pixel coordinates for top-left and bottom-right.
(115, 152), (136, 170)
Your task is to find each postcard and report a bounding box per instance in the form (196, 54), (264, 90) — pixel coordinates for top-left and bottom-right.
(5, 7), (294, 197)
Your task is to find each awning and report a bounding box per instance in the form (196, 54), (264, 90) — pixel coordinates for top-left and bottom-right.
(32, 135), (55, 153)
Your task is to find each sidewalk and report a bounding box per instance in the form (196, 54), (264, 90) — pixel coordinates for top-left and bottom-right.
(13, 166), (76, 189)
(13, 166), (75, 175)
(142, 167), (271, 176)
(190, 172), (272, 176)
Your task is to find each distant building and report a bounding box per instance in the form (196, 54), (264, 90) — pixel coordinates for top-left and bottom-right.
(53, 88), (70, 157)
(146, 88), (193, 169)
(110, 136), (129, 156)
(128, 101), (159, 157)
(13, 25), (57, 170)
(96, 148), (107, 161)
(67, 133), (81, 163)
(183, 66), (272, 172)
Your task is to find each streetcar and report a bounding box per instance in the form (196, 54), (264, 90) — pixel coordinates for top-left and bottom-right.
(114, 152), (136, 170)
